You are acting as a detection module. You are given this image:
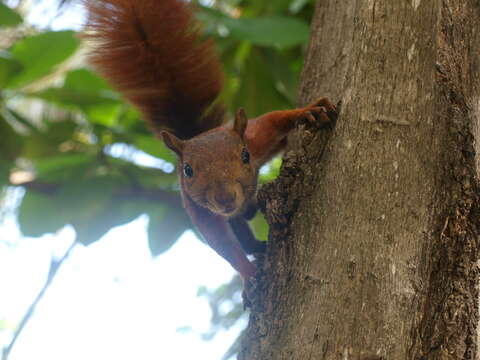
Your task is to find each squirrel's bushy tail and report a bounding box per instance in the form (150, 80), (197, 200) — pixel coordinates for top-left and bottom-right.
(84, 0), (225, 139)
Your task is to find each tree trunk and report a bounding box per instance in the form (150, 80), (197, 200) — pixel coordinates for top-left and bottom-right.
(239, 1), (480, 359)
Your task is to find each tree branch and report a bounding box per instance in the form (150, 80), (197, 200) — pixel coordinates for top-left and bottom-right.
(16, 180), (183, 209)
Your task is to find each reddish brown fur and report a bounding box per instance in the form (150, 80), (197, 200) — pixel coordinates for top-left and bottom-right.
(181, 128), (257, 217)
(84, 0), (338, 282)
(168, 98), (337, 279)
(84, 0), (224, 139)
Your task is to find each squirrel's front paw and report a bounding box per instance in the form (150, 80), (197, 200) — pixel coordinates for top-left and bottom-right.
(304, 97), (338, 127)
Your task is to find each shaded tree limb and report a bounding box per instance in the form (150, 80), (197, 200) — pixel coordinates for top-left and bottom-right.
(17, 180), (183, 209)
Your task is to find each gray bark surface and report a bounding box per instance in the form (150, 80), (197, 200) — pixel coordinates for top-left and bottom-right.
(239, 1), (480, 359)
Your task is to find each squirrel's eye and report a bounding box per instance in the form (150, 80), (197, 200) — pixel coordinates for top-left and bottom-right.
(183, 163), (194, 178)
(241, 147), (250, 164)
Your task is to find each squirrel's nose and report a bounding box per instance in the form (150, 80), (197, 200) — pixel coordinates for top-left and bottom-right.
(215, 191), (236, 208)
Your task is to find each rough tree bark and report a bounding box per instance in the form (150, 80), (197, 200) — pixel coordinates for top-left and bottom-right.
(239, 1), (479, 359)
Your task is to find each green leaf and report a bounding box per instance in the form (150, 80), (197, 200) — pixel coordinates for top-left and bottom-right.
(18, 155), (176, 244)
(18, 154), (98, 237)
(35, 87), (119, 109)
(0, 112), (23, 161)
(73, 201), (133, 246)
(117, 105), (142, 130)
(35, 153), (94, 182)
(147, 208), (190, 256)
(227, 16), (309, 49)
(35, 87), (122, 127)
(45, 119), (77, 145)
(107, 156), (178, 188)
(64, 68), (113, 92)
(18, 191), (68, 237)
(0, 163), (11, 187)
(22, 120), (78, 160)
(0, 51), (22, 87)
(233, 51), (288, 117)
(84, 103), (122, 127)
(56, 175), (125, 245)
(0, 3), (22, 27)
(250, 212), (269, 242)
(266, 50), (299, 104)
(72, 186), (179, 246)
(60, 176), (117, 209)
(33, 69), (122, 126)
(18, 174), (126, 240)
(198, 8), (309, 49)
(8, 31), (80, 88)
(259, 157), (282, 183)
(135, 135), (177, 163)
(289, 0), (312, 13)
(247, 0), (293, 14)
(34, 68), (119, 108)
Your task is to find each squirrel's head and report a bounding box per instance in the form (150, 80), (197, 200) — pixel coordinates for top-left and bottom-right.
(161, 109), (257, 218)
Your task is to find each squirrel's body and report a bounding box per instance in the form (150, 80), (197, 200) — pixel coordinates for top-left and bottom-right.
(85, 0), (337, 282)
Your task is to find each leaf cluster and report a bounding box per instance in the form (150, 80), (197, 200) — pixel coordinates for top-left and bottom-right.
(0, 0), (313, 253)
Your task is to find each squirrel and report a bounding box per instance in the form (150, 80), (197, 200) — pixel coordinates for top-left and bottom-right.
(84, 0), (337, 283)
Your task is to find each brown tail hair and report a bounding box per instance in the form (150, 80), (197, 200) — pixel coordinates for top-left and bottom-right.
(84, 0), (225, 139)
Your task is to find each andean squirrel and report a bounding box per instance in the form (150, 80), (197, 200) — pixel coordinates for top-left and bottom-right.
(84, 0), (337, 283)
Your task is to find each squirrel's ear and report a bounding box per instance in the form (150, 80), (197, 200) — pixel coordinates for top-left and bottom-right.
(233, 108), (248, 140)
(161, 131), (184, 156)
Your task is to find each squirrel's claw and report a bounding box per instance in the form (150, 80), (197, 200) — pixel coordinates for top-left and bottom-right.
(305, 97), (338, 127)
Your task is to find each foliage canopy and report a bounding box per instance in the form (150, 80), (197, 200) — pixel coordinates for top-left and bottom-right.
(0, 0), (314, 254)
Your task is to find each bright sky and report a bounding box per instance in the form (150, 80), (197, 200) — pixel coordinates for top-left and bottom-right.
(0, 213), (244, 360)
(0, 2), (245, 359)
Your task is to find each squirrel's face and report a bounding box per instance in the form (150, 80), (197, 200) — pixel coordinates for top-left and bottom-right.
(162, 109), (257, 218)
(180, 133), (257, 217)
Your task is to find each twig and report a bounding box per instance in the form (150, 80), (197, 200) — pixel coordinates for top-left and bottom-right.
(2, 241), (78, 360)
